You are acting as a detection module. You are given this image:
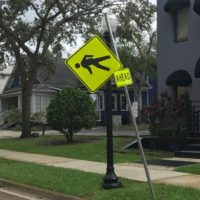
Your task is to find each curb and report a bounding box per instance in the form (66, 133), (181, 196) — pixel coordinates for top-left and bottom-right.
(0, 179), (84, 200)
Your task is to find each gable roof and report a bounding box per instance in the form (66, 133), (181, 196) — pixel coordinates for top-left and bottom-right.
(3, 58), (79, 93)
(37, 58), (78, 87)
(0, 76), (9, 94)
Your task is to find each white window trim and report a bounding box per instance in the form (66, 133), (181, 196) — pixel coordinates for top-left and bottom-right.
(97, 92), (105, 111)
(35, 94), (53, 113)
(120, 94), (128, 111)
(112, 94), (117, 111)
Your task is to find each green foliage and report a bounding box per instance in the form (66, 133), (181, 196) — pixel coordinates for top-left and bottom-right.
(31, 112), (46, 122)
(113, 0), (157, 119)
(115, 0), (157, 75)
(150, 127), (187, 139)
(12, 124), (22, 131)
(47, 88), (97, 142)
(0, 0), (113, 137)
(0, 135), (172, 163)
(0, 158), (200, 199)
(176, 164), (200, 175)
(5, 108), (22, 124)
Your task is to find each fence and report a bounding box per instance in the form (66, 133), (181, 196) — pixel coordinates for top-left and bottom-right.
(187, 101), (200, 137)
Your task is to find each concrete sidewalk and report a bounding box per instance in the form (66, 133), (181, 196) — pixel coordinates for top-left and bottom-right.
(1, 149), (200, 190)
(0, 127), (150, 139)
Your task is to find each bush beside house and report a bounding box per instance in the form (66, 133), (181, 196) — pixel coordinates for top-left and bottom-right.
(146, 92), (189, 151)
(47, 87), (97, 142)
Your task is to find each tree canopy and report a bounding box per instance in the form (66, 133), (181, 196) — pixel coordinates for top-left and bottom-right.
(0, 0), (113, 138)
(115, 0), (157, 111)
(0, 0), (157, 136)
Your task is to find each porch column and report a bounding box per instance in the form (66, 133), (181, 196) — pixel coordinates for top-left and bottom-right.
(147, 90), (149, 106)
(0, 99), (2, 112)
(18, 95), (22, 111)
(31, 94), (36, 113)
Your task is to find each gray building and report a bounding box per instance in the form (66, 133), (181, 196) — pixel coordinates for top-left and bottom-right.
(157, 0), (200, 100)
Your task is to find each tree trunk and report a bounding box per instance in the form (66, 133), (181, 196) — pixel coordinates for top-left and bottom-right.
(20, 81), (32, 138)
(67, 128), (73, 142)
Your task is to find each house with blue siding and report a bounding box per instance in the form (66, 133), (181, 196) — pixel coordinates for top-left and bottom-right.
(157, 0), (200, 137)
(157, 0), (200, 100)
(0, 58), (157, 125)
(95, 77), (157, 125)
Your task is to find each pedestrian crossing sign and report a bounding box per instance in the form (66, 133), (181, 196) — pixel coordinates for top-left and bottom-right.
(65, 35), (123, 93)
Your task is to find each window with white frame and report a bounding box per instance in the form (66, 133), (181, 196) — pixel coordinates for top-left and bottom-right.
(94, 93), (104, 111)
(174, 8), (189, 42)
(120, 94), (127, 111)
(35, 95), (41, 112)
(93, 93), (104, 121)
(112, 94), (117, 111)
(98, 93), (104, 111)
(35, 94), (53, 113)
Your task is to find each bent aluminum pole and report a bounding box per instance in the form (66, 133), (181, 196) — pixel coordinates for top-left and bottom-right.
(104, 13), (156, 200)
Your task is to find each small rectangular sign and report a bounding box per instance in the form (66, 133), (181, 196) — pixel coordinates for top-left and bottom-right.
(114, 68), (133, 87)
(132, 101), (138, 118)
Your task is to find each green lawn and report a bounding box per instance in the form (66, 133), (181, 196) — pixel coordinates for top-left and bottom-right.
(0, 135), (172, 163)
(114, 123), (150, 130)
(0, 158), (199, 200)
(176, 164), (200, 175)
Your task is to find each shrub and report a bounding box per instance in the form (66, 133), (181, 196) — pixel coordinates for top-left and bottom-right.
(5, 109), (22, 124)
(31, 112), (46, 122)
(47, 87), (97, 142)
(149, 127), (187, 139)
(149, 91), (189, 138)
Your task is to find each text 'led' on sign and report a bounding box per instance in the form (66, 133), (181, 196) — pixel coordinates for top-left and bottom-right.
(114, 68), (133, 88)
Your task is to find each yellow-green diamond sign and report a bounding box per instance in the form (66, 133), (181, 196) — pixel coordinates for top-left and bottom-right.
(65, 35), (123, 93)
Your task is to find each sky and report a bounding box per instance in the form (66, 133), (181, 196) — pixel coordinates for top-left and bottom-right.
(150, 0), (156, 5)
(2, 0), (157, 74)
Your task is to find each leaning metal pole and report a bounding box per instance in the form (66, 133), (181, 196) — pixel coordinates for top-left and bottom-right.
(105, 14), (156, 200)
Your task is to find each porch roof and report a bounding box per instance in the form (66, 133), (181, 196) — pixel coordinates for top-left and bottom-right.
(195, 57), (200, 78)
(166, 70), (192, 86)
(164, 0), (190, 12)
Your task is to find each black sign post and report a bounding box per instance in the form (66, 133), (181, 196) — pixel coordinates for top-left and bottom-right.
(102, 16), (122, 189)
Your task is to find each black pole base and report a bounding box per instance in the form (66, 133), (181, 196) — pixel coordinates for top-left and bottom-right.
(102, 167), (122, 189)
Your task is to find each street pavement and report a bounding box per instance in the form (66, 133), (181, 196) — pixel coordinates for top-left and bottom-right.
(1, 129), (200, 192)
(0, 190), (28, 200)
(0, 127), (150, 139)
(77, 126), (150, 136)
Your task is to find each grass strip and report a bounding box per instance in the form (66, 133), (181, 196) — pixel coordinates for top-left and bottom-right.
(0, 135), (172, 163)
(176, 164), (200, 175)
(0, 158), (200, 200)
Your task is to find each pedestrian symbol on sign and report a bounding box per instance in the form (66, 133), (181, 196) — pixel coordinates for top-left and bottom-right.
(75, 55), (111, 74)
